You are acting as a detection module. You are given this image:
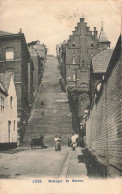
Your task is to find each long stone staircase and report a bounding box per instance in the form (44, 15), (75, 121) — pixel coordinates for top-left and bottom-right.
(23, 56), (74, 147)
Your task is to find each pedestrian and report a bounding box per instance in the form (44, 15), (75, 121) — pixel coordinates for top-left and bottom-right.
(71, 133), (77, 151)
(40, 135), (44, 148)
(58, 135), (62, 151)
(68, 137), (72, 147)
(54, 135), (61, 151)
(54, 135), (58, 151)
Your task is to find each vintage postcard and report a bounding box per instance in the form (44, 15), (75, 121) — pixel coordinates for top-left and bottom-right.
(0, 0), (121, 193)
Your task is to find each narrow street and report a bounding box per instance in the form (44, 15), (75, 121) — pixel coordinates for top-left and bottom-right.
(0, 56), (101, 179)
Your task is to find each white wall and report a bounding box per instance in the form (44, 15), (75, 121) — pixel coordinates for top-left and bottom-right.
(0, 76), (17, 143)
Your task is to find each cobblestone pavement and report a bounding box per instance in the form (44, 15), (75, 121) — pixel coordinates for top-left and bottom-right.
(0, 146), (89, 179)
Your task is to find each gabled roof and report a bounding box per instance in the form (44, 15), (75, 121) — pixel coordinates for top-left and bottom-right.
(0, 82), (5, 92)
(0, 30), (14, 36)
(92, 49), (113, 73)
(105, 35), (121, 80)
(28, 41), (38, 47)
(98, 25), (109, 43)
(0, 73), (13, 93)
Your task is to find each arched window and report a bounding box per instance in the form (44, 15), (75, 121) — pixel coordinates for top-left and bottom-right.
(90, 52), (94, 58)
(73, 70), (76, 81)
(80, 82), (88, 91)
(91, 43), (93, 48)
(10, 96), (13, 109)
(96, 83), (101, 92)
(72, 41), (75, 47)
(6, 48), (14, 60)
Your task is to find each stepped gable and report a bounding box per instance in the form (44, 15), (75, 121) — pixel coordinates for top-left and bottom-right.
(92, 49), (113, 73)
(0, 73), (13, 93)
(0, 30), (14, 36)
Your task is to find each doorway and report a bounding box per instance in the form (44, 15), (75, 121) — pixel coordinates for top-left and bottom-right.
(8, 121), (11, 142)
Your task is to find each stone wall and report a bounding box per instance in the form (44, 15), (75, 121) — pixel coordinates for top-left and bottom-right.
(85, 35), (121, 177)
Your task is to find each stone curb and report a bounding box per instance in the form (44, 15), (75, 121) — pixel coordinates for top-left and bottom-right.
(58, 150), (72, 179)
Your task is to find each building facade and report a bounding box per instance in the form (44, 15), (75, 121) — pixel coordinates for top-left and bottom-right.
(0, 73), (17, 150)
(0, 30), (32, 141)
(57, 18), (111, 139)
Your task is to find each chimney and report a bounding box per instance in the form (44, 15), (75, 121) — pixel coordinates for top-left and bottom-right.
(84, 22), (87, 27)
(77, 22), (80, 27)
(86, 27), (90, 32)
(80, 18), (85, 23)
(19, 28), (22, 34)
(93, 27), (98, 40)
(89, 31), (92, 36)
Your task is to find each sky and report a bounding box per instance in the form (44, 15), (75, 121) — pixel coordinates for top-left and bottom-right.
(0, 0), (121, 55)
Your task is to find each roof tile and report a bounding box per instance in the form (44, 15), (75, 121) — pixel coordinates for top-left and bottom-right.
(92, 49), (113, 73)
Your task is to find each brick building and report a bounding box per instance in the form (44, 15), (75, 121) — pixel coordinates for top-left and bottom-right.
(58, 18), (110, 91)
(28, 41), (47, 95)
(85, 35), (121, 177)
(57, 18), (111, 137)
(28, 58), (34, 110)
(0, 30), (33, 141)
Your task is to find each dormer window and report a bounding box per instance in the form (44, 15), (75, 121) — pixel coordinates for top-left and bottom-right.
(6, 48), (14, 60)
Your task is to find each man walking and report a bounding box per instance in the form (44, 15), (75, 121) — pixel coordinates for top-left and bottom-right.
(54, 135), (61, 151)
(71, 133), (77, 151)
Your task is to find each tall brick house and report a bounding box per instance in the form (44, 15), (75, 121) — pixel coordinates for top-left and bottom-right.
(57, 18), (111, 141)
(59, 19), (110, 90)
(0, 30), (32, 141)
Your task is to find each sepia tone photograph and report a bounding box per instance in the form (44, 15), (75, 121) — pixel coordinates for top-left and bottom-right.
(0, 0), (121, 193)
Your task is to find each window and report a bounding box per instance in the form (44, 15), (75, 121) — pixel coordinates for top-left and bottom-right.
(72, 41), (75, 47)
(14, 120), (16, 131)
(96, 83), (101, 92)
(73, 70), (76, 81)
(10, 96), (13, 109)
(82, 60), (85, 69)
(91, 52), (94, 58)
(6, 48), (14, 60)
(1, 96), (4, 113)
(91, 43), (93, 48)
(72, 51), (75, 64)
(80, 82), (88, 90)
